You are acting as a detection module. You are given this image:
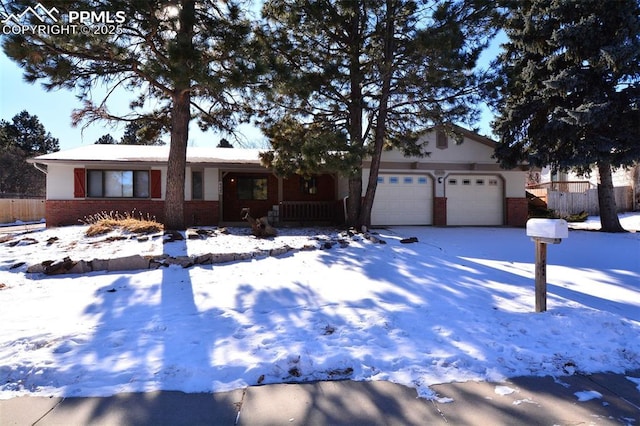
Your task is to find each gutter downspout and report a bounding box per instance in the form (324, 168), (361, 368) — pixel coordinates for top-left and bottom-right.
(32, 162), (48, 175)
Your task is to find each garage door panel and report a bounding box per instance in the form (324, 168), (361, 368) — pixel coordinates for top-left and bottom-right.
(446, 175), (503, 226)
(371, 174), (433, 226)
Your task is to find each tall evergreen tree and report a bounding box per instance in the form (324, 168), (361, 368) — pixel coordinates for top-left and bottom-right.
(0, 111), (59, 196)
(256, 0), (496, 227)
(2, 0), (255, 229)
(95, 134), (117, 145)
(120, 121), (164, 145)
(492, 0), (640, 232)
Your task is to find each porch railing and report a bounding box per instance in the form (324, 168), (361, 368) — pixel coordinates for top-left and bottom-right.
(527, 181), (594, 193)
(278, 201), (337, 223)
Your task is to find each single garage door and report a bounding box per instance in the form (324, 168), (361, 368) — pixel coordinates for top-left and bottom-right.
(446, 175), (503, 226)
(371, 174), (433, 226)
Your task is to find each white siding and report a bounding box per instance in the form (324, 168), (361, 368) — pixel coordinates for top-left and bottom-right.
(47, 165), (75, 199)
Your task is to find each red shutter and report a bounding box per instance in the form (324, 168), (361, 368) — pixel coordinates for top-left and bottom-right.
(150, 170), (162, 198)
(73, 168), (86, 198)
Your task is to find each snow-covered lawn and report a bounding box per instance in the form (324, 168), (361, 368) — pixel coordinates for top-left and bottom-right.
(0, 214), (638, 400)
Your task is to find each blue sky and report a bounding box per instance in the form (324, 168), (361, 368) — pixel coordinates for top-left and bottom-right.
(0, 52), (262, 150)
(1, 34), (504, 152)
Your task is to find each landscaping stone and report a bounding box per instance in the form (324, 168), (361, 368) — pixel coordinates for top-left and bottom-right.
(195, 253), (212, 265)
(269, 247), (290, 257)
(234, 253), (253, 261)
(400, 237), (419, 244)
(186, 229), (201, 240)
(0, 235), (14, 244)
(163, 231), (184, 242)
(90, 259), (109, 271)
(68, 260), (92, 274)
(45, 257), (76, 275)
(24, 228), (373, 275)
(26, 263), (45, 274)
(107, 255), (150, 272)
(212, 253), (236, 264)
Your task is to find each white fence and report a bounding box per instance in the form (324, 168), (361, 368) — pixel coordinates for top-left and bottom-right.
(0, 198), (46, 224)
(545, 187), (633, 216)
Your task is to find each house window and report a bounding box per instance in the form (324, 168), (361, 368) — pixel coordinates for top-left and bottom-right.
(462, 179), (471, 185)
(403, 177), (413, 184)
(389, 176), (399, 184)
(87, 170), (149, 198)
(436, 130), (448, 149)
(476, 179), (485, 185)
(377, 176), (384, 184)
(301, 177), (318, 195)
(192, 170), (203, 200)
(418, 177), (427, 184)
(448, 179), (457, 185)
(238, 177), (268, 200)
(489, 179), (498, 186)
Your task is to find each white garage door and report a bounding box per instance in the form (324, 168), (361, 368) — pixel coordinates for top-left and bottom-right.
(371, 174), (433, 226)
(446, 175), (503, 226)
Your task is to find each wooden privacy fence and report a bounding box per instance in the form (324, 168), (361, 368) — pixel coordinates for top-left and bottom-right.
(0, 198), (45, 224)
(546, 186), (633, 216)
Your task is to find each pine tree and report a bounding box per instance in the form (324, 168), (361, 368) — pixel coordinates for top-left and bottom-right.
(95, 134), (116, 145)
(492, 0), (640, 232)
(0, 111), (59, 196)
(256, 0), (496, 228)
(120, 121), (164, 145)
(2, 1), (256, 229)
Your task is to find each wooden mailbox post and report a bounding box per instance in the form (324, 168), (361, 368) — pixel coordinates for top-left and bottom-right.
(526, 219), (568, 312)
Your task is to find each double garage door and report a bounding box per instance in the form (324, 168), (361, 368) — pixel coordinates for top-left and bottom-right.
(371, 173), (503, 226)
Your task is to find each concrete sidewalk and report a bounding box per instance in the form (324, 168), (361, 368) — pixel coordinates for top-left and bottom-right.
(1, 372), (639, 425)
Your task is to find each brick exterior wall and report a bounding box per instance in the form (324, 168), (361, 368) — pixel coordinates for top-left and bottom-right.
(184, 200), (219, 226)
(506, 197), (528, 227)
(433, 197), (447, 226)
(46, 200), (219, 227)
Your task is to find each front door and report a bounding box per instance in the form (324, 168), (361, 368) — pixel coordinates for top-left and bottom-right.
(222, 172), (278, 221)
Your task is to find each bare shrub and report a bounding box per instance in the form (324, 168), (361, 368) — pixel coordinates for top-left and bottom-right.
(81, 210), (163, 237)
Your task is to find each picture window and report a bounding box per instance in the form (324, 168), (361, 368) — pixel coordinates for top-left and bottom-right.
(87, 170), (149, 198)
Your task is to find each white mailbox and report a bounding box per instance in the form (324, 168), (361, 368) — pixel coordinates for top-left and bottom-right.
(526, 218), (568, 244)
(526, 218), (568, 312)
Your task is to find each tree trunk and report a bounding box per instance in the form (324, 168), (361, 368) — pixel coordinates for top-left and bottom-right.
(358, 0), (395, 229)
(596, 160), (625, 233)
(163, 0), (195, 231)
(164, 90), (190, 230)
(345, 3), (364, 228)
(347, 172), (363, 228)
